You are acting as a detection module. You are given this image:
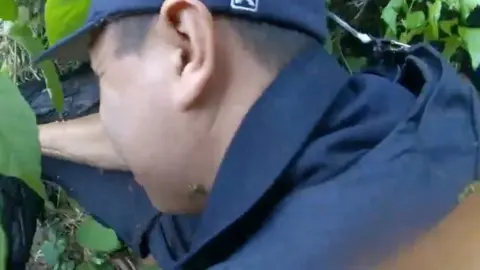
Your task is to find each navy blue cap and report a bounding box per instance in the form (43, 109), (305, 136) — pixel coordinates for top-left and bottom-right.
(34, 0), (328, 64)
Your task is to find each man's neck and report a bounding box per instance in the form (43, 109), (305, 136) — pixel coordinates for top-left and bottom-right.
(207, 56), (281, 187)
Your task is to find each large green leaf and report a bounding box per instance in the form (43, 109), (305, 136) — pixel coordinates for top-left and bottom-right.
(0, 0), (18, 21)
(381, 8), (399, 34)
(399, 27), (425, 43)
(442, 0), (460, 10)
(404, 11), (426, 29)
(39, 241), (63, 266)
(0, 73), (46, 198)
(0, 226), (6, 270)
(75, 216), (121, 252)
(442, 36), (462, 61)
(17, 5), (30, 24)
(427, 0), (442, 40)
(459, 0), (480, 21)
(439, 19), (458, 36)
(459, 27), (480, 69)
(3, 21), (64, 113)
(344, 57), (367, 73)
(381, 0), (405, 34)
(45, 0), (91, 45)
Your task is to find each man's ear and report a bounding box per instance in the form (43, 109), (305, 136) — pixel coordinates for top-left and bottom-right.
(161, 0), (215, 110)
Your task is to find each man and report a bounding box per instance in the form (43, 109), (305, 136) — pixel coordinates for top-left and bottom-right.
(7, 0), (480, 269)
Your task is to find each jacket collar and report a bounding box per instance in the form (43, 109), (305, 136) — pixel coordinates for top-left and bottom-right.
(180, 44), (350, 268)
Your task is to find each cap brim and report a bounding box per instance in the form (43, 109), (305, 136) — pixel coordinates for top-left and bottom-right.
(33, 19), (101, 65)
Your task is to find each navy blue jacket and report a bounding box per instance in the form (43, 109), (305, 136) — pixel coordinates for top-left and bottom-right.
(41, 43), (480, 269)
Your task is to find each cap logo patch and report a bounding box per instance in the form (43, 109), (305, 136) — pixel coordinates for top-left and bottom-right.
(230, 0), (258, 12)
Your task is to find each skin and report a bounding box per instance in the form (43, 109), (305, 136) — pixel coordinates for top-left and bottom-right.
(377, 193), (480, 269)
(91, 0), (278, 213)
(40, 114), (128, 170)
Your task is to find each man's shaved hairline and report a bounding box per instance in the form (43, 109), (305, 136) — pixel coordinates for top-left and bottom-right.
(111, 13), (316, 69)
(111, 14), (157, 57)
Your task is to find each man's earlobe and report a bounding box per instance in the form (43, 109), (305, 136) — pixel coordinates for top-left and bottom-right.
(161, 0), (215, 110)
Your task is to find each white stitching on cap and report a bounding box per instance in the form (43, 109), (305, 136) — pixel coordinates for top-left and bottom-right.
(230, 0), (258, 12)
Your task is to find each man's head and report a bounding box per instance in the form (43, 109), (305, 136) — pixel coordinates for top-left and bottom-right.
(37, 0), (325, 213)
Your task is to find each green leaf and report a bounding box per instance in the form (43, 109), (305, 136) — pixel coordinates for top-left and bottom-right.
(442, 36), (462, 60)
(428, 0), (442, 22)
(425, 24), (438, 41)
(324, 38), (333, 54)
(60, 261), (76, 270)
(3, 21), (64, 113)
(17, 6), (30, 24)
(459, 27), (480, 69)
(381, 0), (405, 34)
(76, 263), (97, 270)
(439, 19), (458, 36)
(399, 27), (425, 43)
(0, 0), (18, 21)
(0, 73), (47, 198)
(459, 180), (480, 201)
(90, 255), (107, 265)
(40, 241), (62, 266)
(0, 62), (11, 76)
(344, 57), (367, 73)
(404, 11), (426, 29)
(459, 0), (480, 21)
(75, 216), (121, 252)
(381, 8), (399, 34)
(384, 28), (397, 39)
(427, 0), (442, 39)
(385, 0), (405, 12)
(442, 0), (460, 10)
(0, 226), (6, 270)
(44, 0), (91, 45)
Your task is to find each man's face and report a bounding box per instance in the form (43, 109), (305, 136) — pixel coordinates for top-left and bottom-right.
(89, 11), (216, 213)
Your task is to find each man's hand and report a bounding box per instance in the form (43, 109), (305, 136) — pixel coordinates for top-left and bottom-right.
(378, 192), (480, 270)
(39, 113), (129, 171)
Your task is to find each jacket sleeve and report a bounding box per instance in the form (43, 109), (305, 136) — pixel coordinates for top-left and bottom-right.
(41, 156), (160, 257)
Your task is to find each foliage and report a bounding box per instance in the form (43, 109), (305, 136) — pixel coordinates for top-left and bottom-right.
(329, 0), (480, 74)
(459, 181), (480, 202)
(380, 0), (480, 68)
(0, 0), (80, 84)
(0, 0), (18, 21)
(0, 2), (64, 113)
(75, 217), (121, 253)
(3, 21), (64, 112)
(0, 72), (44, 198)
(0, 0), (133, 269)
(44, 0), (91, 45)
(29, 193), (130, 270)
